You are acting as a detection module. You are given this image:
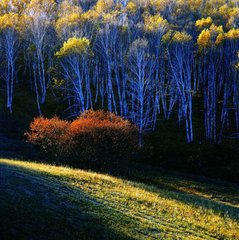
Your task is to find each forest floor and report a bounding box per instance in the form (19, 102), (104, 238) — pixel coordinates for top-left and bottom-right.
(0, 158), (238, 240)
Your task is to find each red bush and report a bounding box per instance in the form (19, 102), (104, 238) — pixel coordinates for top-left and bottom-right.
(69, 110), (138, 165)
(26, 110), (138, 169)
(26, 117), (70, 157)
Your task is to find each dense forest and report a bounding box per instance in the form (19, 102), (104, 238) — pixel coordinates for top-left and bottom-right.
(0, 0), (239, 143)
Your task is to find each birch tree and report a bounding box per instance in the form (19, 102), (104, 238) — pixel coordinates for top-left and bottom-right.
(25, 0), (56, 115)
(127, 38), (156, 147)
(55, 37), (91, 116)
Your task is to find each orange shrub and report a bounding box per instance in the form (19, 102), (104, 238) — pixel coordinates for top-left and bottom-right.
(69, 110), (138, 168)
(26, 110), (138, 169)
(26, 117), (70, 157)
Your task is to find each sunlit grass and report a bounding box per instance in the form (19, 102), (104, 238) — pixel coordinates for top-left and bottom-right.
(0, 158), (238, 240)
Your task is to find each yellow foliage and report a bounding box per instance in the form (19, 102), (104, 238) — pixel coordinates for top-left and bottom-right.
(178, 0), (203, 12)
(148, 0), (170, 12)
(215, 33), (225, 45)
(225, 28), (239, 39)
(144, 14), (167, 32)
(125, 1), (137, 13)
(218, 4), (239, 27)
(162, 30), (192, 44)
(219, 4), (229, 18)
(0, 13), (17, 30)
(195, 17), (213, 28)
(209, 24), (224, 34)
(55, 37), (90, 57)
(102, 12), (118, 24)
(219, 4), (239, 18)
(55, 13), (82, 36)
(227, 17), (236, 28)
(26, 0), (56, 16)
(52, 78), (65, 88)
(189, 0), (203, 11)
(197, 24), (224, 48)
(162, 30), (173, 43)
(57, 0), (82, 18)
(81, 10), (100, 22)
(0, 0), (10, 13)
(197, 29), (211, 48)
(203, 0), (225, 15)
(0, 0), (30, 14)
(95, 0), (113, 13)
(0, 13), (25, 32)
(172, 31), (192, 43)
(66, 13), (81, 24)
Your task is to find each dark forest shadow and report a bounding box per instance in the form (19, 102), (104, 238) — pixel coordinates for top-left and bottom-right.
(0, 163), (134, 240)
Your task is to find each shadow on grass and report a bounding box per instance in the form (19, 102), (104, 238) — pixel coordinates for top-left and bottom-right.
(0, 163), (133, 240)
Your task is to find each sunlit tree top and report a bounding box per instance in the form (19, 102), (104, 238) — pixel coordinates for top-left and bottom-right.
(55, 37), (90, 57)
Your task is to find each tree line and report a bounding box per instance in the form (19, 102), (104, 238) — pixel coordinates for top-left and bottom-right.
(0, 0), (239, 143)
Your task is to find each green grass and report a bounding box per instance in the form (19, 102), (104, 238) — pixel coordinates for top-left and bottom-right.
(0, 159), (238, 240)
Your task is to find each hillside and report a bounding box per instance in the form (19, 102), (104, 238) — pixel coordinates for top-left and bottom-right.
(0, 159), (238, 240)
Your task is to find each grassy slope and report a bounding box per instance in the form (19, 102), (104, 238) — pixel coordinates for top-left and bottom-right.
(0, 159), (238, 240)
